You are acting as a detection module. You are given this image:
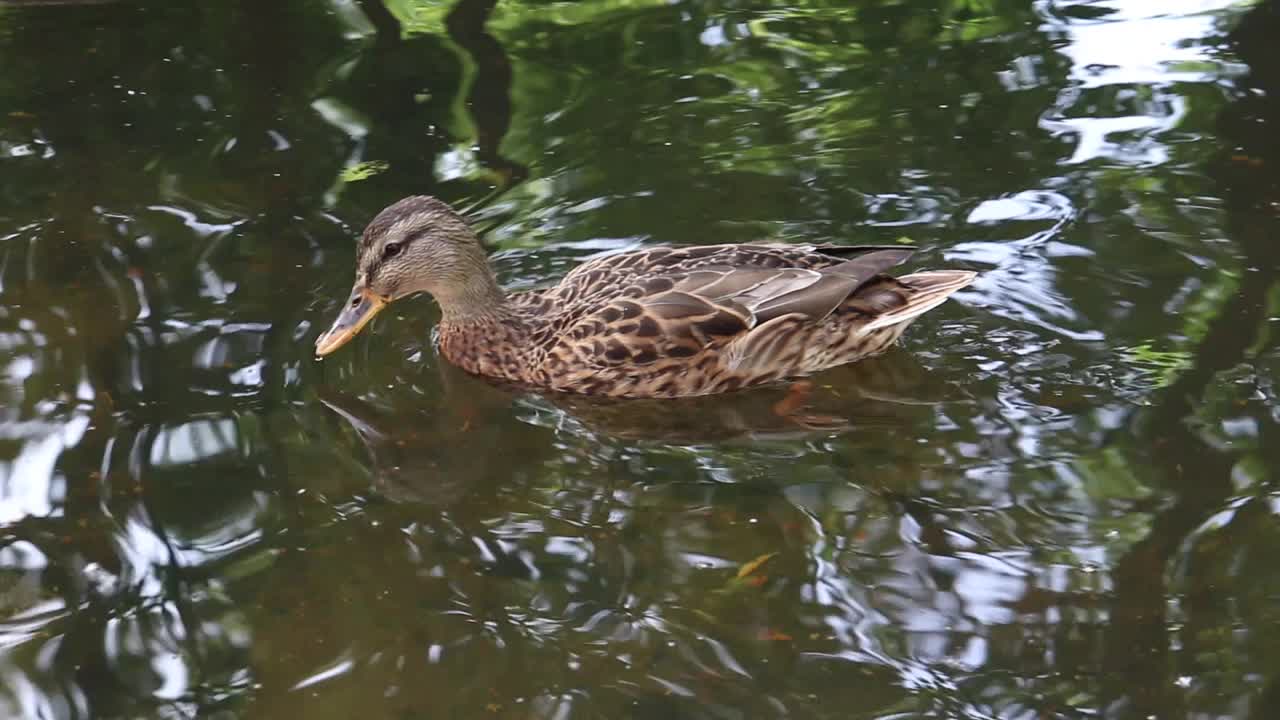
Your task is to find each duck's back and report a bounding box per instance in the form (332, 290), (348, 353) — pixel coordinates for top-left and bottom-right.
(489, 243), (974, 398)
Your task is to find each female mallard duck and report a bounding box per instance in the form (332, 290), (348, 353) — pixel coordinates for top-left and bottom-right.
(315, 196), (976, 398)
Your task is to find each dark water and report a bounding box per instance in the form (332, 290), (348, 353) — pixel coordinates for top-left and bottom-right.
(2, 0), (1279, 717)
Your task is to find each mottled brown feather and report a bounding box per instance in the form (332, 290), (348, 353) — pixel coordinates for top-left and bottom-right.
(429, 242), (975, 398)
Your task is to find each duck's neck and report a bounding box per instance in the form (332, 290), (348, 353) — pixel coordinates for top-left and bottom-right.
(435, 267), (535, 380)
(435, 266), (510, 325)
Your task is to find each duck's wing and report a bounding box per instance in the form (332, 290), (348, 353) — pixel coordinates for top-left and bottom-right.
(548, 243), (913, 308)
(559, 242), (911, 285)
(555, 247), (916, 367)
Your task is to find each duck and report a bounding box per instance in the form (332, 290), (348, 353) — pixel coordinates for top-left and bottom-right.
(314, 195), (976, 398)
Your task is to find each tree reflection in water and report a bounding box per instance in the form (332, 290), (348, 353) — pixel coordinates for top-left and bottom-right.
(1, 0), (1278, 718)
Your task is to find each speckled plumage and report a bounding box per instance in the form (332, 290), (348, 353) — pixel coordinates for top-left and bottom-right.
(316, 196), (977, 398)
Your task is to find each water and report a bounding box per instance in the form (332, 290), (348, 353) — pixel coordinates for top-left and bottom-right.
(1, 0), (1278, 717)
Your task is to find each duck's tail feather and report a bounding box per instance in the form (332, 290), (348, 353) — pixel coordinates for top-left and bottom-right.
(862, 270), (977, 332)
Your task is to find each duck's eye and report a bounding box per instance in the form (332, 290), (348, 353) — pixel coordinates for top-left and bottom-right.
(383, 243), (402, 259)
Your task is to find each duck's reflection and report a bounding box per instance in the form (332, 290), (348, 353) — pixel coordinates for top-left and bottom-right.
(318, 350), (952, 502)
(316, 376), (528, 508)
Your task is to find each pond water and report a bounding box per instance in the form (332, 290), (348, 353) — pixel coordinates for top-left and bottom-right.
(2, 0), (1279, 717)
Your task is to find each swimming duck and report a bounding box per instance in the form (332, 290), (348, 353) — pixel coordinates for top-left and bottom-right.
(315, 196), (976, 398)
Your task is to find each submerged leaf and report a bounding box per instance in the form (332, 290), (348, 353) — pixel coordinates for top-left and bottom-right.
(340, 160), (390, 183)
(1118, 342), (1193, 389)
(736, 552), (778, 579)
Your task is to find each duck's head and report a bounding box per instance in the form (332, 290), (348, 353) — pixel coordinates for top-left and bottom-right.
(315, 196), (498, 357)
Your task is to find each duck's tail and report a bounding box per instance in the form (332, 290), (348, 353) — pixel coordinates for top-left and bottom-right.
(862, 270), (977, 332)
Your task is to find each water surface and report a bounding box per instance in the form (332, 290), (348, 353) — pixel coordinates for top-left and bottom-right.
(2, 0), (1279, 718)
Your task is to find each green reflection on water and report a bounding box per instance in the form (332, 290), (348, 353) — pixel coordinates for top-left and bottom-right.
(2, 0), (1280, 718)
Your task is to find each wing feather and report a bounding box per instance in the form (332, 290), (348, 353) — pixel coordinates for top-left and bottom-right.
(554, 245), (915, 367)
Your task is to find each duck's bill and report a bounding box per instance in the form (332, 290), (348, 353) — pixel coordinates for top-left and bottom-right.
(315, 287), (387, 357)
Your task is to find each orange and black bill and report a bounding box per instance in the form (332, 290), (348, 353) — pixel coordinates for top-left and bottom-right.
(315, 286), (387, 357)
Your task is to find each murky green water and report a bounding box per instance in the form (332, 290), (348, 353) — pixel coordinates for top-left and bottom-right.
(2, 0), (1279, 717)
